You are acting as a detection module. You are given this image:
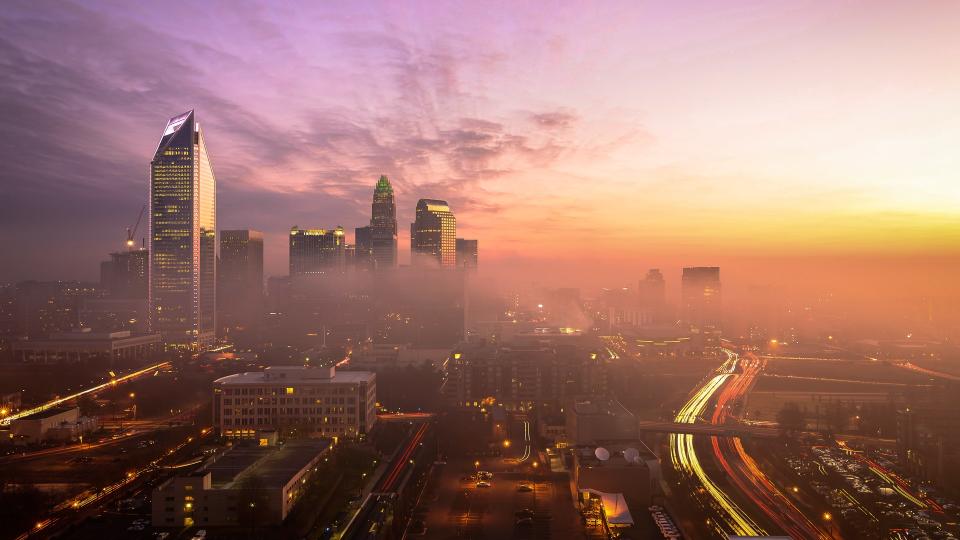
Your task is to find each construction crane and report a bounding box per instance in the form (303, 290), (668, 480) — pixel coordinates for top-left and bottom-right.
(126, 204), (146, 249)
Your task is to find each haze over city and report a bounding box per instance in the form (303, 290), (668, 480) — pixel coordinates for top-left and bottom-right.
(1, 2), (959, 540)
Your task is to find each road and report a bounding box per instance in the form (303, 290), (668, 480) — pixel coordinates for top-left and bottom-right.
(669, 351), (763, 537)
(340, 421), (431, 539)
(1, 361), (172, 425)
(709, 354), (831, 539)
(12, 426), (213, 540)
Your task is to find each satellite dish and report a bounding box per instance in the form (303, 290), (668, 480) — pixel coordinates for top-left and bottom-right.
(595, 447), (610, 461)
(623, 448), (640, 463)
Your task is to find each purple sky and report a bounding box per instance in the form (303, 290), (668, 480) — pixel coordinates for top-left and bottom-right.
(1, 1), (958, 287)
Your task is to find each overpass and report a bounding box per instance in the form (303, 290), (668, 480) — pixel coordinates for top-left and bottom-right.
(375, 412), (435, 423)
(637, 420), (779, 439)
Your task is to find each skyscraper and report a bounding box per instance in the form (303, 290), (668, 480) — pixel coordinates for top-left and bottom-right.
(289, 226), (345, 276)
(455, 238), (478, 269)
(410, 199), (456, 268)
(370, 175), (397, 269)
(681, 267), (722, 329)
(638, 268), (666, 323)
(101, 249), (149, 299)
(218, 230), (264, 331)
(149, 111), (216, 350)
(354, 225), (373, 271)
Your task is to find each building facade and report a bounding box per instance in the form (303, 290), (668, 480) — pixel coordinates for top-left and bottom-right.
(370, 175), (398, 269)
(288, 226), (345, 276)
(213, 366), (376, 440)
(101, 249), (148, 299)
(410, 199), (456, 268)
(11, 328), (162, 366)
(354, 226), (373, 271)
(218, 230), (264, 331)
(445, 341), (608, 414)
(149, 110), (217, 350)
(680, 267), (722, 329)
(638, 268), (666, 323)
(151, 440), (330, 528)
(455, 238), (478, 269)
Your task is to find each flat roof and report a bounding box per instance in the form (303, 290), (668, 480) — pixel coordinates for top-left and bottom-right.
(200, 440), (330, 490)
(215, 366), (374, 386)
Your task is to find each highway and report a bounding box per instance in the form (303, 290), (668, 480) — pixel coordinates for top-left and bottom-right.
(1, 360), (172, 425)
(670, 351), (764, 537)
(709, 354), (830, 539)
(340, 421), (431, 539)
(670, 349), (833, 539)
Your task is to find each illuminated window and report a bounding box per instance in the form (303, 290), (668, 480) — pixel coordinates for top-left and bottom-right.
(286, 387), (294, 395)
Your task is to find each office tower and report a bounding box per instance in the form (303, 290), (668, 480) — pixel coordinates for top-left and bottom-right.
(456, 238), (478, 269)
(638, 268), (666, 323)
(149, 110), (216, 350)
(213, 366), (376, 440)
(100, 249), (149, 299)
(410, 199), (456, 268)
(289, 226), (345, 276)
(370, 175), (397, 269)
(681, 267), (722, 329)
(218, 230), (264, 330)
(354, 225), (373, 270)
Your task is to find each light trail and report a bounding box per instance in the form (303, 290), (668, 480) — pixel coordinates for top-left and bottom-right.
(13, 426), (212, 540)
(670, 366), (763, 537)
(710, 355), (830, 539)
(1, 361), (172, 426)
(517, 419), (532, 463)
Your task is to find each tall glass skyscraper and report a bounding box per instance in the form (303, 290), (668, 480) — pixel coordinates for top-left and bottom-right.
(149, 110), (216, 350)
(370, 175), (397, 269)
(289, 226), (345, 275)
(411, 199), (456, 268)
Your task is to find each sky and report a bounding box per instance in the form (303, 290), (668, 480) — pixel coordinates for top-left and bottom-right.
(1, 0), (958, 300)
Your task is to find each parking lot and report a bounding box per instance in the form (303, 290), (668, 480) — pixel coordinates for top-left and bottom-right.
(416, 454), (584, 540)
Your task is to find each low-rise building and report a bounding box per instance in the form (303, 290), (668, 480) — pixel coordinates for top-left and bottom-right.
(572, 441), (661, 530)
(213, 366), (376, 440)
(10, 406), (98, 444)
(348, 343), (450, 371)
(11, 328), (161, 366)
(566, 398), (637, 447)
(151, 439), (330, 528)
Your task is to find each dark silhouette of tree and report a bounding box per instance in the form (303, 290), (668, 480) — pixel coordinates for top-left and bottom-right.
(824, 401), (849, 435)
(776, 402), (804, 436)
(236, 473), (270, 537)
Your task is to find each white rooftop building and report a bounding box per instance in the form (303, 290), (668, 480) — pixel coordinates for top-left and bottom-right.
(213, 366), (376, 440)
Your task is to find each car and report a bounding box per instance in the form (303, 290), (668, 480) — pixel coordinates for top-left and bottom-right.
(515, 509), (535, 519)
(193, 530), (207, 538)
(517, 483), (533, 492)
(475, 480), (491, 488)
(478, 471), (493, 480)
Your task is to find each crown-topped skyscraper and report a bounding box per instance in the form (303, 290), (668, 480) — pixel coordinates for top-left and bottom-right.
(370, 175), (397, 269)
(149, 110), (217, 350)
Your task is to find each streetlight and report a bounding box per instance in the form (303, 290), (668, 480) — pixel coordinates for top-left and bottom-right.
(503, 440), (511, 448)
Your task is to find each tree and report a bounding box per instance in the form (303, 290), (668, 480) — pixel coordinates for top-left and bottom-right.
(776, 402), (804, 436)
(824, 401), (849, 435)
(236, 474), (270, 536)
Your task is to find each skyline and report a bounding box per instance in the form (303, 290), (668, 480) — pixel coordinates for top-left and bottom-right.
(1, 1), (959, 298)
